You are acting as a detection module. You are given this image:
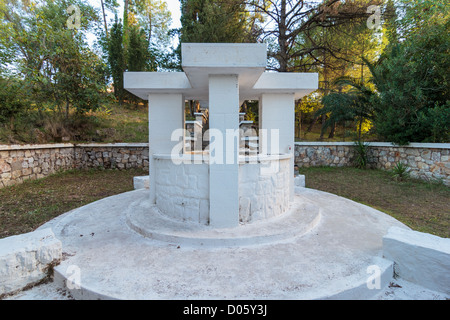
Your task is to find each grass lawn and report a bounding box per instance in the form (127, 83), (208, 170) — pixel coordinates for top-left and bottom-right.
(0, 167), (448, 239)
(300, 167), (450, 238)
(0, 168), (147, 239)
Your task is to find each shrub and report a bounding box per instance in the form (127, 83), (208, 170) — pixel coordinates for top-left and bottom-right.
(390, 162), (410, 182)
(353, 141), (370, 169)
(0, 78), (29, 127)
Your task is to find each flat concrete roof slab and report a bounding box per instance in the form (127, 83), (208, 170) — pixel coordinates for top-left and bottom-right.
(181, 43), (268, 69)
(124, 43), (319, 101)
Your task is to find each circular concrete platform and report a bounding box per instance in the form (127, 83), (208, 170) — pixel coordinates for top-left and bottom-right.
(39, 187), (409, 300)
(126, 196), (321, 247)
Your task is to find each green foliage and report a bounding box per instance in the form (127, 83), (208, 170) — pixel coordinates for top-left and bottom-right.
(390, 162), (410, 182)
(179, 0), (252, 44)
(319, 76), (376, 140)
(353, 141), (370, 169)
(107, 16), (125, 102)
(0, 78), (29, 125)
(372, 21), (450, 144)
(397, 0), (450, 38)
(127, 24), (151, 72)
(1, 0), (107, 117)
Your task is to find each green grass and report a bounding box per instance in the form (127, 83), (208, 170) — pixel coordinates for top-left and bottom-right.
(1, 166), (448, 239)
(299, 166), (450, 238)
(0, 103), (149, 144)
(0, 168), (147, 238)
(94, 103), (148, 143)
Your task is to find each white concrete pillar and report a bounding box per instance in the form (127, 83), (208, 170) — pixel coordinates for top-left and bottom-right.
(259, 93), (295, 200)
(208, 75), (240, 228)
(193, 113), (203, 152)
(148, 93), (184, 204)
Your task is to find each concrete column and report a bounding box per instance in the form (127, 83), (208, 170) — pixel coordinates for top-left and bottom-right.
(208, 75), (240, 228)
(259, 93), (295, 200)
(148, 93), (184, 204)
(193, 113), (204, 152)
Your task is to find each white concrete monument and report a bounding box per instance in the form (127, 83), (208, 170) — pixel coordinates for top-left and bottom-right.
(12, 48), (427, 299)
(124, 43), (318, 228)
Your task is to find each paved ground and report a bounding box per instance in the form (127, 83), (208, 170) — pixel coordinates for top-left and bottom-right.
(3, 188), (449, 300)
(6, 276), (447, 300)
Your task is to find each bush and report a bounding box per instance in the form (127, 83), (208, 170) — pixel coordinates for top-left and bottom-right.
(353, 141), (370, 169)
(390, 162), (410, 182)
(372, 22), (450, 144)
(0, 78), (29, 127)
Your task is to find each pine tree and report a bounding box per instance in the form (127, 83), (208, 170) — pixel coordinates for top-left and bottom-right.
(108, 15), (126, 103)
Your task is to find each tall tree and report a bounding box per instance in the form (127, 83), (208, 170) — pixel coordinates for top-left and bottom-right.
(179, 0), (256, 44)
(247, 0), (383, 72)
(107, 15), (126, 103)
(372, 20), (450, 144)
(100, 0), (119, 36)
(1, 0), (107, 116)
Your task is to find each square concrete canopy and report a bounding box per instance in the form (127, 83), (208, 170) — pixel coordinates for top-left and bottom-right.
(124, 43), (318, 102)
(181, 43), (267, 101)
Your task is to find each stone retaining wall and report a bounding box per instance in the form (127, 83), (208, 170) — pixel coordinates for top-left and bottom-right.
(1, 142), (449, 188)
(0, 143), (149, 188)
(73, 144), (149, 170)
(294, 142), (450, 185)
(0, 144), (74, 188)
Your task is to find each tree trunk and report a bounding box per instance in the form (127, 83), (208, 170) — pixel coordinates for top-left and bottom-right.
(328, 122), (336, 139)
(307, 114), (319, 133)
(100, 0), (108, 36)
(277, 0), (288, 72)
(319, 114), (326, 140)
(189, 100), (194, 118)
(297, 110), (302, 139)
(65, 100), (70, 119)
(358, 117), (363, 141)
(123, 0), (129, 49)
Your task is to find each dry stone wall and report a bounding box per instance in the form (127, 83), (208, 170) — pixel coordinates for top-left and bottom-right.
(0, 144), (74, 188)
(73, 144), (149, 170)
(0, 143), (149, 188)
(294, 142), (450, 185)
(1, 142), (449, 188)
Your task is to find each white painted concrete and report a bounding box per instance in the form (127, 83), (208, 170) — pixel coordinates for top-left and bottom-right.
(0, 228), (62, 296)
(148, 93), (184, 204)
(133, 176), (149, 190)
(239, 157), (291, 223)
(123, 72), (191, 100)
(259, 93), (296, 200)
(154, 158), (209, 224)
(295, 175), (306, 188)
(246, 72), (319, 100)
(208, 75), (240, 228)
(383, 226), (450, 294)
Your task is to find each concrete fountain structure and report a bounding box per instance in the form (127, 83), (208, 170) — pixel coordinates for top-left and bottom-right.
(124, 43), (318, 228)
(3, 43), (448, 301)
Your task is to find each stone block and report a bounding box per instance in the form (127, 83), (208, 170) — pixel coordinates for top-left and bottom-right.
(0, 162), (11, 173)
(294, 175), (305, 187)
(383, 226), (450, 294)
(10, 161), (22, 172)
(0, 228), (62, 296)
(133, 175), (149, 189)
